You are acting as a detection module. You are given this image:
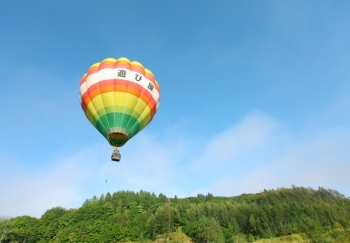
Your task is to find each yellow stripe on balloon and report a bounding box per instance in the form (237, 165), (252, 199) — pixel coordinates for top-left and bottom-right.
(102, 57), (117, 62)
(132, 99), (148, 118)
(100, 92), (115, 107)
(131, 61), (144, 68)
(90, 92), (151, 116)
(86, 102), (99, 126)
(90, 96), (105, 114)
(138, 111), (152, 131)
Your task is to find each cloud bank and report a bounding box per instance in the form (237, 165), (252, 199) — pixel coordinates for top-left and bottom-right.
(1, 110), (349, 218)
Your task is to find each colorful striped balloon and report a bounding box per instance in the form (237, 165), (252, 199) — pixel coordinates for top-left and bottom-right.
(79, 57), (160, 149)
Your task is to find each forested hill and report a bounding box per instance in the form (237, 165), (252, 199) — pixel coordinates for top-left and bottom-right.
(1, 186), (350, 242)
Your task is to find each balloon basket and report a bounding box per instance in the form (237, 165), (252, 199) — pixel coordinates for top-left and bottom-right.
(111, 150), (121, 162)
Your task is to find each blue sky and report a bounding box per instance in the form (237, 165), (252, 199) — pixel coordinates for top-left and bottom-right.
(1, 1), (350, 217)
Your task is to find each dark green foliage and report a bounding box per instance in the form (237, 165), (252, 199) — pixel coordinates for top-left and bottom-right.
(2, 216), (39, 242)
(195, 216), (225, 243)
(1, 186), (350, 242)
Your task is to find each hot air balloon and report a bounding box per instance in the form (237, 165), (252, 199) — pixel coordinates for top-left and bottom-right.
(79, 57), (160, 161)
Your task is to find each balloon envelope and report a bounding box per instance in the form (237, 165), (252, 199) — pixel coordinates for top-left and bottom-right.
(79, 57), (160, 148)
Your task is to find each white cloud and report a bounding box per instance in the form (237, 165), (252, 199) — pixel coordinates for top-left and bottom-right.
(0, 128), (194, 218)
(0, 145), (109, 217)
(118, 129), (195, 197)
(2, 110), (350, 218)
(194, 114), (350, 197)
(191, 111), (285, 183)
(195, 110), (281, 165)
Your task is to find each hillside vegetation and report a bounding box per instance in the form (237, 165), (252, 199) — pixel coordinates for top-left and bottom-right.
(1, 186), (350, 242)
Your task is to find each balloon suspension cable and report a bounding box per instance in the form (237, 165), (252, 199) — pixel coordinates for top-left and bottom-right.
(68, 159), (109, 208)
(106, 161), (110, 183)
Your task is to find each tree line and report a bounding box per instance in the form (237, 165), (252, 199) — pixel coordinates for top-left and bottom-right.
(1, 186), (350, 242)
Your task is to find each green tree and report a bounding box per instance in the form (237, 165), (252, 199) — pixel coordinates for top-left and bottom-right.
(196, 216), (225, 243)
(6, 216), (39, 243)
(0, 220), (12, 242)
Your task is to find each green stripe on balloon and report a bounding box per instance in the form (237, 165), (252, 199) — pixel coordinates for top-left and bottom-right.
(95, 113), (141, 136)
(96, 106), (141, 124)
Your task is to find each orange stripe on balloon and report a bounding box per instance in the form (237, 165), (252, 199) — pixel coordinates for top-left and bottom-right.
(114, 83), (128, 93)
(128, 81), (144, 93)
(98, 80), (114, 87)
(99, 61), (115, 70)
(81, 92), (91, 112)
(80, 74), (87, 85)
(131, 65), (145, 76)
(115, 60), (131, 70)
(145, 70), (155, 83)
(87, 79), (152, 101)
(100, 84), (114, 94)
(128, 86), (142, 98)
(87, 64), (99, 77)
(83, 82), (155, 109)
(148, 98), (157, 116)
(154, 81), (160, 93)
